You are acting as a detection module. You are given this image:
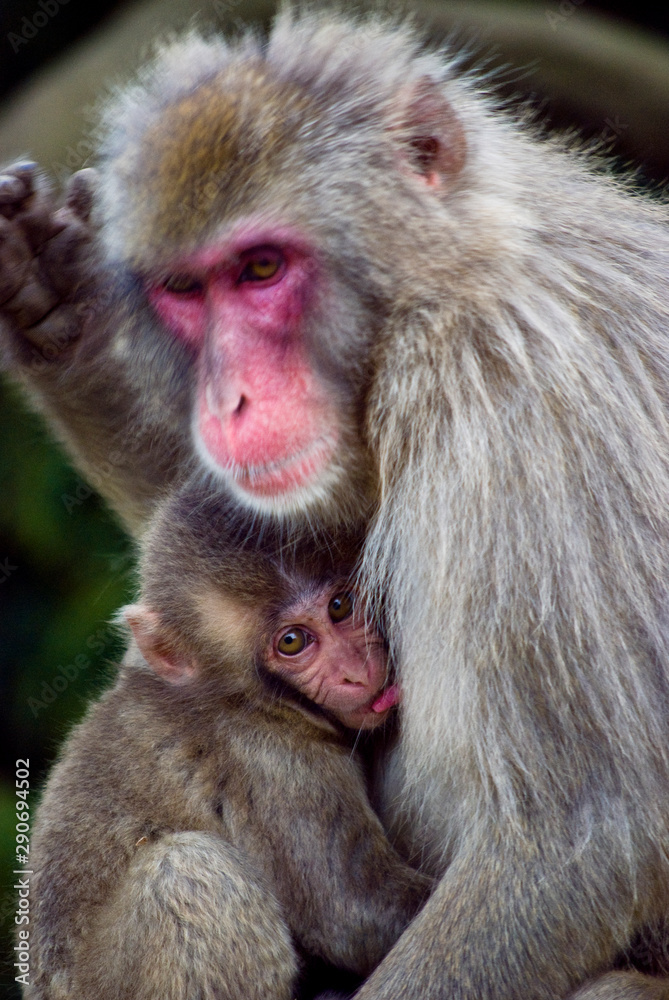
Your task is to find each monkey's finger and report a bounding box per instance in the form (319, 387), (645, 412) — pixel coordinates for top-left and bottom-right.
(2, 266), (59, 327)
(0, 216), (32, 303)
(0, 166), (63, 251)
(3, 161), (37, 190)
(0, 162), (37, 218)
(1, 163), (69, 254)
(0, 162), (35, 200)
(0, 176), (25, 205)
(39, 218), (94, 297)
(21, 305), (81, 360)
(65, 169), (98, 222)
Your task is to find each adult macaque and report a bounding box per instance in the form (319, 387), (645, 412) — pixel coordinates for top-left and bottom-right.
(27, 486), (422, 1000)
(4, 8), (669, 999)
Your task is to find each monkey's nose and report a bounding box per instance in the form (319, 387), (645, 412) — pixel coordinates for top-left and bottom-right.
(233, 395), (247, 417)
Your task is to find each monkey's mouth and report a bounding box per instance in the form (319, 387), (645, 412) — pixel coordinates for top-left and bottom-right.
(229, 435), (337, 497)
(370, 684), (400, 715)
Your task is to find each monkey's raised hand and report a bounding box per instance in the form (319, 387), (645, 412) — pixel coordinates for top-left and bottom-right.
(0, 163), (98, 367)
(0, 161), (192, 532)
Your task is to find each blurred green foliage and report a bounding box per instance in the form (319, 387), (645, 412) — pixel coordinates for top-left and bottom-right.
(0, 376), (133, 998)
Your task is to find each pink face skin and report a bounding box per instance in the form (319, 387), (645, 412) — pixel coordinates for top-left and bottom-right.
(147, 228), (340, 506)
(265, 585), (400, 731)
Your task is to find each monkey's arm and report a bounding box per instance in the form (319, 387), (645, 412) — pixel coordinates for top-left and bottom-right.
(244, 727), (433, 977)
(353, 817), (648, 999)
(27, 676), (299, 1000)
(26, 692), (149, 997)
(0, 164), (192, 533)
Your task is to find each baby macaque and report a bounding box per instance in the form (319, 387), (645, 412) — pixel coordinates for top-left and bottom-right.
(128, 521), (399, 733)
(26, 486), (426, 1000)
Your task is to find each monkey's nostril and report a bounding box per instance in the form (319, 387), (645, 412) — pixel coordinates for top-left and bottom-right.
(233, 395), (247, 417)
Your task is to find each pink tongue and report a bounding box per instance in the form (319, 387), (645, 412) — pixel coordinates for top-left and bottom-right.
(371, 684), (400, 713)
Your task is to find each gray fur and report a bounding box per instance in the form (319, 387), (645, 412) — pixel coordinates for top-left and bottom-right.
(3, 8), (669, 998)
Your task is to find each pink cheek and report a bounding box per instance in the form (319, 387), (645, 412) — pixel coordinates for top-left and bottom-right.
(271, 648), (319, 688)
(148, 287), (206, 348)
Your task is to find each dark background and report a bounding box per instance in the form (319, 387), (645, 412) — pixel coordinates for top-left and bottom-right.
(0, 0), (668, 102)
(1, 1), (668, 996)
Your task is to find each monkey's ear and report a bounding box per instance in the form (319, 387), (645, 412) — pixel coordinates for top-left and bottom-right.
(124, 604), (198, 685)
(393, 77), (466, 188)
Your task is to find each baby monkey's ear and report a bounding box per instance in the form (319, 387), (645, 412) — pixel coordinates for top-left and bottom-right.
(124, 603), (198, 685)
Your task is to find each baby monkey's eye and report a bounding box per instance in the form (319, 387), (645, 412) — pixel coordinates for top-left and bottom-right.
(277, 628), (309, 656)
(328, 591), (353, 623)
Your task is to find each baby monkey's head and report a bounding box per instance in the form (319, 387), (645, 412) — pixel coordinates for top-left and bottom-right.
(125, 485), (399, 730)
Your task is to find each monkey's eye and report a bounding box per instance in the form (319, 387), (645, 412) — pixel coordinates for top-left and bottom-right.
(328, 591), (353, 623)
(277, 628), (309, 656)
(238, 248), (283, 283)
(162, 274), (203, 295)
